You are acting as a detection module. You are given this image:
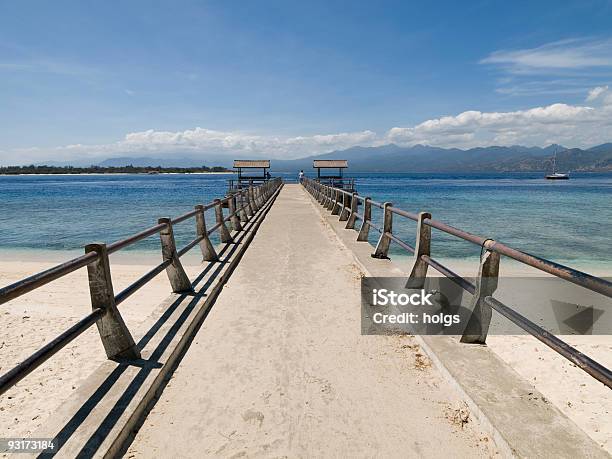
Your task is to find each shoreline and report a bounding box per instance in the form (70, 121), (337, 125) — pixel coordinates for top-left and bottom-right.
(0, 171), (234, 176)
(2, 247), (609, 276)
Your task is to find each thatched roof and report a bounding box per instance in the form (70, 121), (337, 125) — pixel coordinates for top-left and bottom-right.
(313, 159), (348, 168)
(233, 160), (270, 168)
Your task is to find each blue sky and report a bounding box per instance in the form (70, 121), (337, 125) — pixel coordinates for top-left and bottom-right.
(1, 0), (612, 164)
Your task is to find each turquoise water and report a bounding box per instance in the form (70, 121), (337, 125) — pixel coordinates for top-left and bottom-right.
(0, 172), (610, 267)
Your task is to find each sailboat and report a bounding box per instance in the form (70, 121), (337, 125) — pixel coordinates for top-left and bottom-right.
(545, 151), (569, 180)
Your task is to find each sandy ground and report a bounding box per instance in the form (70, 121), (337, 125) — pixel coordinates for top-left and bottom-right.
(0, 251), (204, 439)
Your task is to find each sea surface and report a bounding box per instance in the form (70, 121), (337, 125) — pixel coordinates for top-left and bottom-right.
(0, 172), (610, 269)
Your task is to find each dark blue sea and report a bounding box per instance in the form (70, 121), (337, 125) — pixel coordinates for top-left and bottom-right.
(0, 172), (610, 268)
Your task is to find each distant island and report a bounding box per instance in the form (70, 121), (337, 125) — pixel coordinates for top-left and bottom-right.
(0, 164), (232, 175)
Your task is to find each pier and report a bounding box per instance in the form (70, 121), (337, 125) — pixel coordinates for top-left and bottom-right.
(0, 180), (611, 457)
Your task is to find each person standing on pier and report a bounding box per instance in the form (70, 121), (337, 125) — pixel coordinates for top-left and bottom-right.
(298, 170), (304, 183)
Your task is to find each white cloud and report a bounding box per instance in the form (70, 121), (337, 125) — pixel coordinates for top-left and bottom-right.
(2, 89), (612, 165)
(387, 100), (612, 148)
(481, 38), (612, 73)
(586, 85), (612, 105)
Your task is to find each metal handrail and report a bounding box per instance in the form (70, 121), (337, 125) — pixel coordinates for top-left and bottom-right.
(302, 177), (612, 388)
(0, 178), (283, 396)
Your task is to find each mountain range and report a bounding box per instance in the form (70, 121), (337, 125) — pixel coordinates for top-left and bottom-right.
(270, 143), (612, 172)
(38, 143), (612, 172)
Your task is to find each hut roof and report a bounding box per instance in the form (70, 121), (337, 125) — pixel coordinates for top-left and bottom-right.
(313, 159), (348, 168)
(233, 160), (270, 168)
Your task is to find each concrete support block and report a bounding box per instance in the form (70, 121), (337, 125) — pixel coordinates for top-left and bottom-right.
(158, 218), (194, 293)
(372, 202), (393, 259)
(214, 199), (234, 243)
(85, 243), (141, 360)
(345, 193), (358, 229)
(195, 205), (219, 262)
(405, 212), (432, 289)
(228, 193), (242, 232)
(461, 246), (500, 344)
(339, 192), (350, 221)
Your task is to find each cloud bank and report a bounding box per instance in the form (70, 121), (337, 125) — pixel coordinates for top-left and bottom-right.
(2, 87), (612, 165)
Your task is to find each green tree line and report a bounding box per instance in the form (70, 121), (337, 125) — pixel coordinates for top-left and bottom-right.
(0, 164), (232, 175)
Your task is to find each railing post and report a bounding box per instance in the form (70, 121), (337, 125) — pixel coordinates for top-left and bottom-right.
(357, 197), (371, 241)
(228, 193), (242, 232)
(461, 244), (500, 344)
(85, 243), (140, 360)
(372, 202), (393, 259)
(255, 185), (263, 208)
(158, 218), (194, 293)
(214, 199), (234, 243)
(406, 212), (432, 289)
(345, 192), (358, 229)
(238, 191), (249, 223)
(244, 186), (254, 217)
(195, 205), (218, 262)
(326, 187), (334, 210)
(249, 181), (259, 212)
(339, 192), (350, 221)
(331, 189), (341, 215)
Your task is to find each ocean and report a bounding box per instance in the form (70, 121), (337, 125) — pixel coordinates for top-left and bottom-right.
(0, 172), (610, 269)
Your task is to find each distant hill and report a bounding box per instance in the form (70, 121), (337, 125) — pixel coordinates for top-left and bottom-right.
(29, 143), (612, 172)
(270, 143), (612, 172)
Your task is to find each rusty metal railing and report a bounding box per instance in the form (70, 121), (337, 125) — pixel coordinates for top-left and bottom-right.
(0, 178), (283, 396)
(302, 177), (612, 388)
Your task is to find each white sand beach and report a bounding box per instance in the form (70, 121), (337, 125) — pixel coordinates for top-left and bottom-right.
(0, 253), (203, 439)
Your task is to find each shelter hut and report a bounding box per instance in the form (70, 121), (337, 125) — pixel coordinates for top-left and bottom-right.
(229, 160), (271, 193)
(313, 159), (353, 191)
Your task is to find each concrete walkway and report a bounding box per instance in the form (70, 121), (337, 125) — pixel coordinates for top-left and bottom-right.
(126, 185), (496, 458)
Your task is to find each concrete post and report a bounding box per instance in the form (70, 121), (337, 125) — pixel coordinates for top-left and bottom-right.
(357, 197), (372, 241)
(331, 189), (342, 215)
(317, 183), (325, 203)
(461, 245), (500, 344)
(85, 243), (140, 360)
(372, 202), (393, 259)
(195, 205), (218, 262)
(228, 193), (243, 232)
(248, 181), (258, 212)
(345, 192), (358, 229)
(405, 212), (432, 289)
(214, 199), (234, 243)
(325, 187), (334, 210)
(244, 187), (254, 217)
(339, 192), (350, 221)
(327, 186), (333, 207)
(158, 218), (194, 293)
(238, 190), (249, 223)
